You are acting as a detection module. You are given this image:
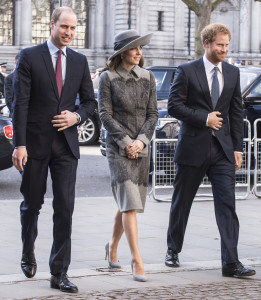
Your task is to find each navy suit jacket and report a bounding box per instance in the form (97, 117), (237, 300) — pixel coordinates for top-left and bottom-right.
(168, 58), (243, 167)
(12, 42), (96, 159)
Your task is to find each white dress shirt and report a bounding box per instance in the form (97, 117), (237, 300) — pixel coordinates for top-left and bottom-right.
(203, 55), (223, 97)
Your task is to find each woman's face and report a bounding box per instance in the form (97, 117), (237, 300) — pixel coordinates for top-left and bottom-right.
(121, 46), (142, 69)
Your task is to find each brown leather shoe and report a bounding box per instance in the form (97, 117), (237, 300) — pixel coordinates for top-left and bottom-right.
(50, 272), (78, 293)
(222, 261), (256, 277)
(21, 252), (37, 278)
(165, 249), (180, 267)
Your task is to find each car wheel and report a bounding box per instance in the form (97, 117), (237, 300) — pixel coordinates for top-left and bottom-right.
(78, 116), (99, 146)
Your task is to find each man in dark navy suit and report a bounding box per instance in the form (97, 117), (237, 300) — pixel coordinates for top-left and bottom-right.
(4, 53), (19, 116)
(165, 23), (256, 278)
(12, 6), (96, 293)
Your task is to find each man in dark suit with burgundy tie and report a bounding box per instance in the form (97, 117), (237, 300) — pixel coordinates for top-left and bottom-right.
(165, 23), (256, 278)
(12, 6), (96, 293)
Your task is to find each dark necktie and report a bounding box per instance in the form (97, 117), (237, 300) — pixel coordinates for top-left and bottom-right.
(211, 66), (219, 109)
(56, 50), (63, 98)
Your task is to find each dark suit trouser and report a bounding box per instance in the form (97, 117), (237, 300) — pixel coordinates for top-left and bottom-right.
(20, 131), (78, 275)
(167, 136), (239, 265)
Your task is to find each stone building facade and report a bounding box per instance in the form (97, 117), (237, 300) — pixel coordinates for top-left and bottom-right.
(0, 0), (261, 73)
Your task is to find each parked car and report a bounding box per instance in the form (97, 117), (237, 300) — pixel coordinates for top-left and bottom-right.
(146, 66), (176, 100)
(0, 102), (13, 171)
(240, 66), (261, 170)
(241, 66), (261, 136)
(76, 90), (101, 146)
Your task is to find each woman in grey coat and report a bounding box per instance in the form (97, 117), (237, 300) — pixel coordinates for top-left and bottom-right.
(98, 29), (158, 281)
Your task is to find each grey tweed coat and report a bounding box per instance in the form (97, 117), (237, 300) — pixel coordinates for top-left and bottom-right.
(98, 64), (158, 212)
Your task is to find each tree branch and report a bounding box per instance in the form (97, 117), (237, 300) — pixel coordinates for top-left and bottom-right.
(212, 0), (228, 12)
(181, 0), (201, 16)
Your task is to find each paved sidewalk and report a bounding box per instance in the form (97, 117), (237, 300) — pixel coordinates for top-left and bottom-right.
(0, 194), (260, 299)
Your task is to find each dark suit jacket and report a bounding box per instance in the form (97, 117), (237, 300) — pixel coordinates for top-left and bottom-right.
(168, 58), (243, 167)
(12, 42), (96, 159)
(0, 72), (4, 98)
(4, 72), (14, 115)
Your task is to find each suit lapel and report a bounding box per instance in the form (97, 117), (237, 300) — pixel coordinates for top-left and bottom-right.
(194, 58), (212, 108)
(41, 42), (60, 100)
(218, 62), (229, 103)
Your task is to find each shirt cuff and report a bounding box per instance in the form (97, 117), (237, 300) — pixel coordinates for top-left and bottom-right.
(73, 112), (81, 124)
(206, 114), (209, 126)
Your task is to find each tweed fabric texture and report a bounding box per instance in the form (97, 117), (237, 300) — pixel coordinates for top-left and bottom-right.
(98, 64), (158, 212)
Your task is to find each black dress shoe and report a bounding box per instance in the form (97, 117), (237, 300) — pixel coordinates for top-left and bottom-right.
(21, 252), (37, 278)
(165, 249), (180, 267)
(222, 261), (256, 277)
(50, 272), (78, 293)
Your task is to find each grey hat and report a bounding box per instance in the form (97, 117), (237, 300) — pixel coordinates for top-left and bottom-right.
(108, 29), (153, 61)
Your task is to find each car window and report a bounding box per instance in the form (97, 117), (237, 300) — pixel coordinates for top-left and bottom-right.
(249, 81), (261, 96)
(170, 71), (175, 89)
(240, 71), (259, 92)
(152, 71), (167, 91)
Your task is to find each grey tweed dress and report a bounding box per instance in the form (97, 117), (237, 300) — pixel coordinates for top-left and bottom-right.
(98, 64), (158, 212)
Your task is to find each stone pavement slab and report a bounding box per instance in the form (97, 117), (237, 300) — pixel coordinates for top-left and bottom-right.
(0, 265), (261, 299)
(1, 196), (260, 275)
(0, 195), (260, 299)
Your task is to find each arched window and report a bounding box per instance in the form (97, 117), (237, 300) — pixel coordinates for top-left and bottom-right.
(0, 0), (14, 46)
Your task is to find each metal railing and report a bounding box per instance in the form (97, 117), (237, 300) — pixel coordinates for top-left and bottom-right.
(253, 119), (261, 197)
(151, 118), (251, 202)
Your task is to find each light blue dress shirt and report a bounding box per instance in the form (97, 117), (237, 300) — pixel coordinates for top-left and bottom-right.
(47, 39), (67, 85)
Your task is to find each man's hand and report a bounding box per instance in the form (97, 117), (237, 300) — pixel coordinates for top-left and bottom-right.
(12, 147), (27, 172)
(207, 111), (223, 130)
(235, 152), (243, 171)
(125, 140), (144, 159)
(52, 110), (78, 131)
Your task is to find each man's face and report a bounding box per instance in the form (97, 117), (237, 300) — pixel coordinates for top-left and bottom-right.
(50, 11), (77, 49)
(204, 33), (229, 65)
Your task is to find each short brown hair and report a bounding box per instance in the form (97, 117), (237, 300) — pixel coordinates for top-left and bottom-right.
(201, 23), (231, 45)
(51, 6), (76, 24)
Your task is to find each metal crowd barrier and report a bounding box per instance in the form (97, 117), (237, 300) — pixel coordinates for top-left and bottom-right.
(151, 118), (251, 202)
(253, 118), (261, 198)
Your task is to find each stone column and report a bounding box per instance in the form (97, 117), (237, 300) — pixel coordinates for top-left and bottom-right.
(174, 0), (186, 53)
(14, 0), (22, 46)
(94, 0), (105, 49)
(105, 0), (115, 49)
(136, 0), (148, 35)
(19, 0), (32, 47)
(250, 0), (260, 53)
(239, 0), (251, 53)
(88, 0), (96, 49)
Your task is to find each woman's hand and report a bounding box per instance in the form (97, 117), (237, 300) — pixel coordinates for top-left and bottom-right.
(125, 140), (144, 159)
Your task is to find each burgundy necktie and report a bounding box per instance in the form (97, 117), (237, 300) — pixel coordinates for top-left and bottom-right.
(56, 50), (63, 98)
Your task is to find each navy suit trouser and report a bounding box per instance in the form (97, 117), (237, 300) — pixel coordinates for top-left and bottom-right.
(167, 136), (239, 265)
(20, 131), (78, 275)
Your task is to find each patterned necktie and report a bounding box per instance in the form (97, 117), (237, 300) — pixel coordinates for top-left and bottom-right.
(56, 50), (63, 98)
(211, 66), (219, 109)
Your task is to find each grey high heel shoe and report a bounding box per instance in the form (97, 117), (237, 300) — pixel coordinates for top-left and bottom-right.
(105, 243), (121, 268)
(131, 261), (147, 282)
